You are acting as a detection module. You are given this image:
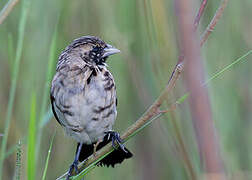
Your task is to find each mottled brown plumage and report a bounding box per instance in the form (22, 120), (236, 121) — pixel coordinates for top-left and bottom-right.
(50, 36), (132, 179)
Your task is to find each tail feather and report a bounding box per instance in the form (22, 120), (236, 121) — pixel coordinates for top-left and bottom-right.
(98, 146), (132, 167)
(78, 135), (133, 167)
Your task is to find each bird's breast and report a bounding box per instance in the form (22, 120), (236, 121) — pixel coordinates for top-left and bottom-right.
(52, 67), (117, 144)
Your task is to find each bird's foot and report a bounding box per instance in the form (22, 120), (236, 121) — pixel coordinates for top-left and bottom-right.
(66, 160), (79, 180)
(105, 131), (127, 153)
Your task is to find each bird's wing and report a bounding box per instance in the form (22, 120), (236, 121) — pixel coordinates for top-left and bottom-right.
(50, 93), (64, 126)
(50, 66), (93, 128)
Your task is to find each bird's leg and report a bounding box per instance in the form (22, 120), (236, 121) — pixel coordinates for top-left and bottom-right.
(93, 139), (103, 157)
(105, 131), (127, 153)
(66, 143), (83, 180)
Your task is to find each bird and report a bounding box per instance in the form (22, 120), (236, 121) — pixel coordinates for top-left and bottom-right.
(50, 36), (133, 179)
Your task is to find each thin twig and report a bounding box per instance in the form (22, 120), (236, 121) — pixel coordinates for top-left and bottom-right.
(194, 0), (208, 31)
(200, 0), (229, 46)
(57, 0), (229, 178)
(0, 0), (19, 25)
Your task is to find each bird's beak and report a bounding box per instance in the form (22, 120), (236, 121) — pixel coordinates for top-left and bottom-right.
(102, 44), (120, 58)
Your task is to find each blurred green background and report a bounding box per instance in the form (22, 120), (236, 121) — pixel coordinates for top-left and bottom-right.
(0, 0), (252, 179)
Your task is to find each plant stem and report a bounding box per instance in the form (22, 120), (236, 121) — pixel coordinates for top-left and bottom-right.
(200, 0), (229, 46)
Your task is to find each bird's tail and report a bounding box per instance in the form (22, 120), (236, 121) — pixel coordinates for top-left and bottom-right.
(77, 134), (133, 167)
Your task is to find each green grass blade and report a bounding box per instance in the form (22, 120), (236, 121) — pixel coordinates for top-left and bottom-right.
(36, 19), (59, 166)
(40, 109), (54, 128)
(7, 33), (14, 73)
(27, 93), (37, 180)
(0, 0), (31, 178)
(203, 50), (252, 85)
(13, 140), (22, 180)
(176, 93), (190, 105)
(175, 50), (252, 105)
(39, 20), (58, 127)
(42, 131), (56, 180)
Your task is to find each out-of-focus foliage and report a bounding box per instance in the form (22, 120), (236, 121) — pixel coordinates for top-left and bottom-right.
(0, 0), (251, 179)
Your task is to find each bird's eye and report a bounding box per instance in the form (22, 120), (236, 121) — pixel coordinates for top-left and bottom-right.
(93, 46), (99, 52)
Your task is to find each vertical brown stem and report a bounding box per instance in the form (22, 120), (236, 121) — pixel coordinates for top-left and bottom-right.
(174, 0), (225, 178)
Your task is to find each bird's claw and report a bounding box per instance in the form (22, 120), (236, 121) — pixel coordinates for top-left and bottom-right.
(105, 131), (127, 153)
(66, 160), (79, 180)
(93, 139), (102, 157)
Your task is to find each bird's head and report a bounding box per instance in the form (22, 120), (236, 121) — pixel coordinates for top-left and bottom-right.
(62, 36), (120, 67)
